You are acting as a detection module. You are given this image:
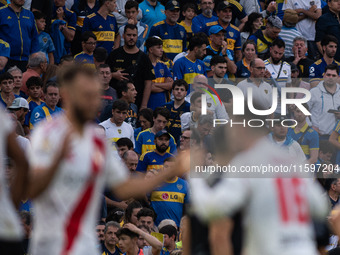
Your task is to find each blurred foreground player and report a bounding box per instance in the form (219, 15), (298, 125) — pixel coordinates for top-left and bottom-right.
(27, 65), (185, 255)
(190, 106), (328, 255)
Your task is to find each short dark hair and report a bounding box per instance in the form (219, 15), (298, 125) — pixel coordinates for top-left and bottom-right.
(60, 54), (74, 64)
(182, 3), (196, 13)
(210, 55), (227, 67)
(33, 10), (46, 20)
(190, 92), (202, 104)
(159, 225), (177, 240)
(99, 0), (113, 7)
(0, 72), (14, 84)
(112, 99), (129, 111)
(124, 24), (138, 34)
(125, 0), (139, 11)
(321, 34), (338, 47)
(188, 34), (209, 51)
(325, 63), (339, 74)
(116, 80), (133, 98)
(153, 107), (170, 120)
(116, 227), (139, 239)
(98, 63), (110, 70)
(138, 108), (153, 125)
(81, 31), (97, 42)
(44, 81), (59, 94)
(116, 137), (134, 149)
(271, 38), (285, 49)
(325, 178), (339, 191)
(26, 76), (43, 89)
(57, 64), (97, 88)
(172, 79), (188, 91)
(137, 207), (156, 221)
(145, 36), (163, 51)
(93, 47), (108, 63)
(124, 201), (143, 223)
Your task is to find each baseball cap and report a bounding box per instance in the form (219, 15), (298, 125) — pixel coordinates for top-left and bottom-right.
(165, 0), (180, 10)
(209, 25), (226, 36)
(145, 36), (163, 51)
(217, 1), (232, 11)
(283, 9), (298, 25)
(155, 130), (171, 139)
(267, 16), (282, 29)
(8, 97), (29, 110)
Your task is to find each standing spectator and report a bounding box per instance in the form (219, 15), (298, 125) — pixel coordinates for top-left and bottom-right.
(240, 12), (263, 46)
(279, 9), (302, 59)
(8, 66), (25, 99)
(52, 0), (77, 53)
(0, 72), (17, 107)
(82, 0), (119, 54)
(236, 40), (257, 79)
(29, 82), (63, 130)
(70, 0), (100, 55)
(136, 130), (174, 173)
(135, 107), (177, 155)
(118, 1), (149, 51)
(122, 150), (139, 173)
(288, 104), (319, 164)
(309, 35), (340, 88)
(308, 64), (340, 139)
(116, 138), (134, 158)
(164, 80), (190, 144)
(98, 64), (117, 115)
(283, 0), (321, 60)
(215, 1), (242, 62)
(106, 24), (155, 109)
(179, 3), (196, 44)
(101, 221), (121, 255)
(192, 0), (217, 35)
(93, 47), (108, 67)
(145, 37), (173, 110)
(315, 0), (340, 61)
(286, 36), (314, 78)
(21, 52), (48, 95)
(0, 0), (40, 72)
(248, 15), (282, 60)
(31, 0), (53, 33)
(74, 31), (97, 67)
(239, 0), (276, 19)
(159, 225), (179, 255)
(149, 0), (187, 61)
(134, 108), (153, 141)
(137, 208), (157, 232)
(0, 39), (10, 73)
(113, 0), (143, 28)
(33, 11), (55, 65)
(173, 35), (208, 91)
(139, 0), (166, 37)
(326, 178), (340, 209)
(179, 129), (191, 151)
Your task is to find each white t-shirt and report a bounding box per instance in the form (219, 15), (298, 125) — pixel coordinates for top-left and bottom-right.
(29, 115), (128, 255)
(191, 137), (328, 255)
(16, 135), (31, 154)
(282, 0), (321, 41)
(100, 118), (135, 147)
(0, 108), (23, 241)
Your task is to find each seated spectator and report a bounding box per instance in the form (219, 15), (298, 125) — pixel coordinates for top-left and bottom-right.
(135, 107), (177, 156)
(159, 225), (180, 254)
(236, 40), (257, 79)
(134, 108), (153, 141)
(8, 97), (29, 136)
(136, 130), (174, 173)
(101, 221), (121, 255)
(33, 11), (55, 65)
(192, 0), (217, 35)
(178, 3), (196, 44)
(22, 52), (48, 95)
(124, 201), (143, 226)
(122, 150), (139, 173)
(317, 140), (336, 165)
(240, 12), (263, 49)
(116, 138), (134, 158)
(96, 221), (106, 244)
(8, 66), (26, 98)
(0, 72), (18, 107)
(97, 64), (117, 115)
(74, 31), (97, 68)
(30, 82), (63, 130)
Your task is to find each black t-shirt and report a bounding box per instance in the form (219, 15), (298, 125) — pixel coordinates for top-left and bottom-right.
(106, 47), (155, 108)
(286, 57), (314, 78)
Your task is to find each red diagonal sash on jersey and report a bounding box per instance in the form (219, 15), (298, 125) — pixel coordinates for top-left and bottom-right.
(62, 136), (105, 255)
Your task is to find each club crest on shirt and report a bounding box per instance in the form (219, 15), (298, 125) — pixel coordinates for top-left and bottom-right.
(264, 89), (268, 94)
(283, 70), (287, 75)
(177, 184), (183, 190)
(180, 31), (185, 38)
(118, 129), (122, 134)
(160, 69), (164, 76)
(198, 65), (202, 71)
(229, 31), (234, 37)
(110, 24), (114, 30)
(43, 38), (48, 43)
(207, 103), (212, 107)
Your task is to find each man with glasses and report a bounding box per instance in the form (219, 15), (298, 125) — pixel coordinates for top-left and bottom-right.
(74, 32), (97, 68)
(179, 129), (191, 151)
(237, 58), (273, 110)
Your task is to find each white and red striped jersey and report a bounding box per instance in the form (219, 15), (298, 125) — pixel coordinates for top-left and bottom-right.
(0, 107), (23, 241)
(191, 138), (328, 255)
(29, 115), (128, 255)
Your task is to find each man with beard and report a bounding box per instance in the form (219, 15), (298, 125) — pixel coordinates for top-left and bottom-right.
(309, 35), (340, 88)
(29, 81), (63, 130)
(27, 65), (186, 255)
(149, 0), (187, 61)
(192, 0), (218, 35)
(106, 24), (155, 109)
(136, 130), (174, 173)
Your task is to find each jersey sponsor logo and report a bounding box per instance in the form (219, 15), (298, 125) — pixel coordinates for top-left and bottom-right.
(163, 39), (182, 53)
(162, 193), (169, 200)
(35, 112), (40, 118)
(152, 191), (185, 203)
(93, 31), (115, 42)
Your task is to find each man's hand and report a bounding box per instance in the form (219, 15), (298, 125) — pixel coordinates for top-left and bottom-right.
(124, 223), (141, 233)
(264, 69), (271, 78)
(293, 47), (302, 64)
(112, 70), (129, 81)
(266, 1), (277, 13)
(309, 5), (317, 13)
(56, 7), (65, 20)
(127, 17), (137, 25)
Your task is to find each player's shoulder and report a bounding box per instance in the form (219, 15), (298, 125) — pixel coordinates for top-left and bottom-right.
(314, 59), (322, 65)
(334, 60), (340, 66)
(229, 0), (243, 10)
(0, 5), (8, 11)
(65, 8), (74, 14)
(153, 20), (165, 27)
(229, 23), (240, 32)
(283, 61), (291, 67)
(108, 13), (115, 18)
(264, 59), (270, 64)
(87, 13), (96, 19)
(140, 150), (153, 160)
(74, 51), (85, 58)
(137, 128), (151, 138)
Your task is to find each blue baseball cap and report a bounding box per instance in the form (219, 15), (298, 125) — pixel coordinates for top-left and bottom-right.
(165, 0), (180, 10)
(155, 130), (171, 139)
(209, 25), (226, 36)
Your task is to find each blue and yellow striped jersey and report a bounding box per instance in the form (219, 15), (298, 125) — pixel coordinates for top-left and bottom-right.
(30, 103), (63, 129)
(192, 14), (218, 35)
(149, 20), (187, 60)
(148, 61), (173, 110)
(150, 177), (189, 226)
(136, 150), (174, 173)
(287, 123), (319, 159)
(24, 97), (44, 127)
(83, 12), (118, 54)
(309, 57), (340, 83)
(221, 22), (241, 57)
(74, 51), (95, 68)
(135, 128), (177, 155)
(0, 39), (10, 58)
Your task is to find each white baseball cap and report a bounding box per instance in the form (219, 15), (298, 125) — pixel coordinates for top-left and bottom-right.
(8, 97), (29, 110)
